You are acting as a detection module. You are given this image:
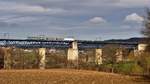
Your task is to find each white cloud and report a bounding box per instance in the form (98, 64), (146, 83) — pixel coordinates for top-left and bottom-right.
(0, 1), (66, 14)
(4, 16), (38, 23)
(125, 13), (144, 23)
(88, 17), (107, 24)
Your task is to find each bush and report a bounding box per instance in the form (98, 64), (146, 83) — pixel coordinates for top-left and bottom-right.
(138, 52), (150, 75)
(114, 62), (143, 75)
(131, 64), (144, 75)
(98, 63), (115, 72)
(98, 61), (144, 75)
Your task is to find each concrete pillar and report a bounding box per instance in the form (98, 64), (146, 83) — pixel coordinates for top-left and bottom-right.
(133, 44), (148, 56)
(38, 48), (46, 69)
(115, 49), (123, 63)
(138, 44), (147, 51)
(3, 47), (12, 69)
(67, 41), (78, 66)
(95, 49), (103, 65)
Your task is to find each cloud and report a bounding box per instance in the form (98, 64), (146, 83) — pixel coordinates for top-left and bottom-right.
(88, 17), (107, 24)
(124, 13), (144, 23)
(0, 1), (66, 14)
(0, 21), (18, 27)
(113, 0), (150, 8)
(0, 0), (148, 40)
(4, 16), (38, 23)
(121, 25), (131, 29)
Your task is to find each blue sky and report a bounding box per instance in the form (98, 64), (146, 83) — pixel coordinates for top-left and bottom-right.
(0, 0), (149, 40)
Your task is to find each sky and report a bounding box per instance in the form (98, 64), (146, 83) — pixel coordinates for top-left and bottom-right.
(0, 0), (150, 40)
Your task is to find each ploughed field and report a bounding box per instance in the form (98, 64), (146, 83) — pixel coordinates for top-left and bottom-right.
(0, 69), (149, 84)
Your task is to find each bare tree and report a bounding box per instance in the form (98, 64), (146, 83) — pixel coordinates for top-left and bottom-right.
(141, 8), (150, 76)
(142, 8), (150, 51)
(103, 44), (120, 73)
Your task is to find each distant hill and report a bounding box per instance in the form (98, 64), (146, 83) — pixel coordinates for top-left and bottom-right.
(104, 37), (148, 43)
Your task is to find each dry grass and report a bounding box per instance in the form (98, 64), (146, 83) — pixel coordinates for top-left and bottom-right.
(0, 69), (149, 84)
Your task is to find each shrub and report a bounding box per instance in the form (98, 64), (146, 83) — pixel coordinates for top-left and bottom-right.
(114, 62), (143, 75)
(98, 63), (115, 73)
(98, 61), (144, 75)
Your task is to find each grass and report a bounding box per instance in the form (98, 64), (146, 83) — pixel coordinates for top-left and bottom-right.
(0, 69), (149, 84)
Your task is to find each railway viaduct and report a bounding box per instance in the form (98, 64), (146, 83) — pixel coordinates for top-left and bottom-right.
(0, 39), (147, 69)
